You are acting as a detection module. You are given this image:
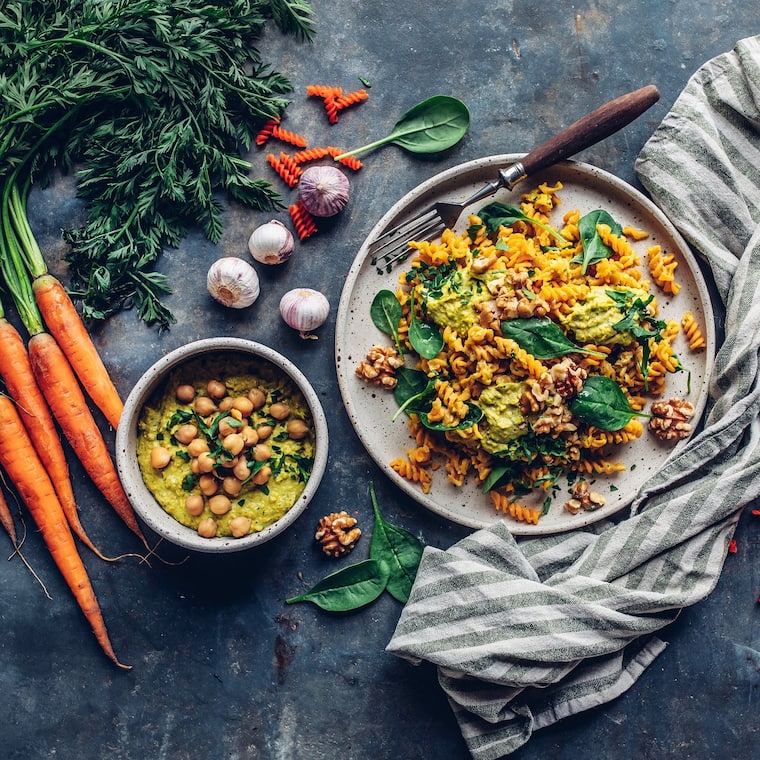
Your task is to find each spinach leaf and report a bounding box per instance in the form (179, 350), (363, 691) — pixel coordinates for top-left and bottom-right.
(501, 317), (605, 359)
(391, 368), (436, 421)
(418, 402), (483, 431)
(572, 210), (623, 273)
(569, 375), (646, 431)
(408, 291), (444, 359)
(369, 483), (424, 603)
(285, 559), (390, 612)
(477, 201), (567, 244)
(370, 289), (404, 355)
(335, 95), (470, 159)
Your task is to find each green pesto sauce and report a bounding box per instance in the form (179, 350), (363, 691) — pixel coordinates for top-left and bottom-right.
(136, 354), (314, 537)
(558, 285), (647, 346)
(477, 381), (528, 454)
(423, 269), (492, 335)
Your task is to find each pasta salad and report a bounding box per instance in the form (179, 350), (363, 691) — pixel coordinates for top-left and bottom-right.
(355, 182), (706, 525)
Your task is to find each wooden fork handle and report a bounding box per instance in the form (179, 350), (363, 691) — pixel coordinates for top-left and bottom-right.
(501, 84), (660, 189)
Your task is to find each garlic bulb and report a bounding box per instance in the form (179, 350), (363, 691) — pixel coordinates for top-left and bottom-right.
(298, 165), (350, 217)
(248, 220), (295, 265)
(279, 288), (330, 339)
(207, 257), (260, 308)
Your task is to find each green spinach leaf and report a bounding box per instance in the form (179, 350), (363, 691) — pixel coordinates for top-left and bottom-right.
(285, 559), (390, 612)
(370, 289), (404, 355)
(391, 368), (436, 421)
(335, 95), (470, 158)
(569, 375), (646, 431)
(408, 291), (444, 359)
(477, 201), (567, 245)
(501, 317), (605, 359)
(572, 210), (623, 273)
(369, 483), (424, 603)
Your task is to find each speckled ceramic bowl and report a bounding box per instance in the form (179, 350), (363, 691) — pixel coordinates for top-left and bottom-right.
(115, 337), (328, 553)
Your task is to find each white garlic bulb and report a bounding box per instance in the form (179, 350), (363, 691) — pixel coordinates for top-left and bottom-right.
(279, 288), (330, 339)
(248, 220), (295, 265)
(207, 257), (260, 308)
(298, 165), (350, 217)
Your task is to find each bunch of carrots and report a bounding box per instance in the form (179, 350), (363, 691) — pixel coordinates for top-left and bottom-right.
(0, 180), (150, 670)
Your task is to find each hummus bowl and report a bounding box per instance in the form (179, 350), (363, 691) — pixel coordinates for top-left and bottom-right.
(116, 337), (328, 553)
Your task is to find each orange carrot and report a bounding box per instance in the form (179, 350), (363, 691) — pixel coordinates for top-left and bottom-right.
(0, 394), (129, 668)
(28, 331), (146, 546)
(31, 274), (123, 429)
(0, 480), (17, 548)
(0, 316), (110, 559)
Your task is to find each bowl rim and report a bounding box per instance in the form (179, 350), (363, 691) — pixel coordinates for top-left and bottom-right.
(115, 337), (328, 553)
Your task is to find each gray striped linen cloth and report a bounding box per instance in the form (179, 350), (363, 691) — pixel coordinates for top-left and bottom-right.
(385, 35), (760, 759)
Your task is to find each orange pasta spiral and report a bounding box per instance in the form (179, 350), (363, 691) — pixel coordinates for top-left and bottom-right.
(681, 311), (707, 350)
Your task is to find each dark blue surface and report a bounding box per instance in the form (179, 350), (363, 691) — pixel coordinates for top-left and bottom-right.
(2, 3), (759, 758)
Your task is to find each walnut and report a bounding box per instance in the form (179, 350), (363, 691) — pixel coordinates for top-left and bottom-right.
(315, 511), (362, 558)
(550, 357), (587, 399)
(532, 399), (577, 436)
(562, 480), (605, 514)
(648, 398), (696, 441)
(355, 345), (404, 389)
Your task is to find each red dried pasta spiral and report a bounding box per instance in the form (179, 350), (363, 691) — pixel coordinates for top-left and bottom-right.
(269, 124), (308, 148)
(288, 200), (318, 241)
(266, 153), (301, 187)
(254, 117), (280, 147)
(335, 89), (369, 111)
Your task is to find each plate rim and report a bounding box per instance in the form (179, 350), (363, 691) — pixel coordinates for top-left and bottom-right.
(335, 154), (716, 534)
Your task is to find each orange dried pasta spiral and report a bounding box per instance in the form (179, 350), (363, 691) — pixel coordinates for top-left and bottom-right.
(647, 244), (681, 295)
(681, 311), (707, 350)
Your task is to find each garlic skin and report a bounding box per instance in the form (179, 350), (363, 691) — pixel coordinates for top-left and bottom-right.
(298, 165), (350, 217)
(207, 257), (260, 308)
(279, 288), (330, 339)
(248, 220), (295, 265)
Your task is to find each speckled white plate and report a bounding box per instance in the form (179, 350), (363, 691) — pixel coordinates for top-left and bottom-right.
(335, 155), (715, 535)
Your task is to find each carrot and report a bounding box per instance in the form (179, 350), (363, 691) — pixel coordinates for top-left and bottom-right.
(0, 315), (111, 559)
(0, 393), (129, 668)
(28, 331), (147, 546)
(32, 273), (123, 429)
(0, 479), (17, 548)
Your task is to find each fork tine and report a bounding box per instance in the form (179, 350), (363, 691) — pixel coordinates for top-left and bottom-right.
(370, 216), (446, 270)
(368, 208), (440, 252)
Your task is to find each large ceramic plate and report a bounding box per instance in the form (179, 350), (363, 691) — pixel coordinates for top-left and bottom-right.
(335, 155), (715, 535)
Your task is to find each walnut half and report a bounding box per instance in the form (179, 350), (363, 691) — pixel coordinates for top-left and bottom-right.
(648, 398), (695, 441)
(315, 512), (362, 558)
(355, 345), (404, 389)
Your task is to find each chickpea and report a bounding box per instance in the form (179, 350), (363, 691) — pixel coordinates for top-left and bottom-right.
(218, 396), (234, 412)
(269, 401), (291, 420)
(199, 474), (218, 496)
(286, 418), (310, 440)
(197, 517), (217, 538)
(194, 396), (217, 417)
(222, 432), (244, 456)
(174, 423), (198, 445)
(233, 458), (251, 481)
(197, 451), (216, 474)
(247, 387), (266, 410)
(207, 379), (227, 399)
(252, 464), (272, 486)
(208, 494), (232, 516)
(150, 446), (172, 470)
(218, 455), (238, 470)
(187, 437), (209, 457)
(252, 443), (271, 462)
(176, 384), (196, 404)
(190, 458), (200, 475)
(232, 396), (254, 417)
(184, 494), (205, 517)
(222, 476), (242, 497)
(256, 424), (273, 441)
(217, 417), (238, 438)
(229, 516), (252, 538)
(240, 425), (258, 448)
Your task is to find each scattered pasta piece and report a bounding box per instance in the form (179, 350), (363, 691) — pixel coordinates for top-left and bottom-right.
(622, 225), (650, 241)
(288, 200), (318, 241)
(266, 152), (301, 187)
(647, 244), (681, 295)
(254, 116), (280, 146)
(681, 311), (707, 350)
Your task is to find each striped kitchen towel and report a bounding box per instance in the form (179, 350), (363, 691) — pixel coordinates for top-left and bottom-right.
(386, 35), (760, 760)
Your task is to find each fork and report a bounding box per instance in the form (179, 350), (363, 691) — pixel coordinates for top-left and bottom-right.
(369, 84), (660, 270)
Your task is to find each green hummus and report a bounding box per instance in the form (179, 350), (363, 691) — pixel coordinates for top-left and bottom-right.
(477, 381), (528, 454)
(558, 285), (647, 346)
(136, 353), (315, 539)
(423, 269), (492, 335)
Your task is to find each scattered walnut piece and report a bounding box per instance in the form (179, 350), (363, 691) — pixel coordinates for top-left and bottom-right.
(648, 398), (695, 441)
(315, 511), (362, 558)
(562, 480), (605, 514)
(355, 345), (404, 388)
